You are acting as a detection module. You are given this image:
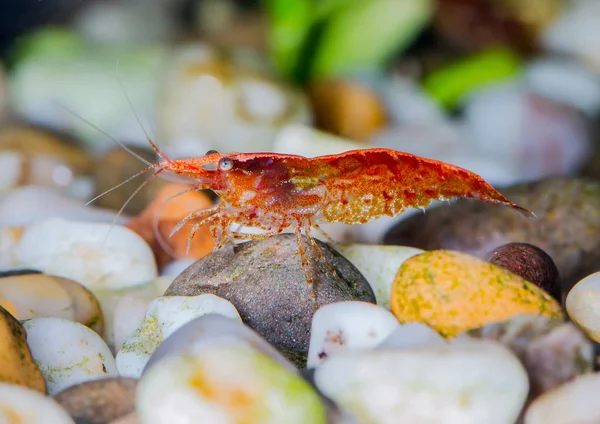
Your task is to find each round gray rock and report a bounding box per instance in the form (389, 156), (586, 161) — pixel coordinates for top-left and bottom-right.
(165, 234), (375, 367)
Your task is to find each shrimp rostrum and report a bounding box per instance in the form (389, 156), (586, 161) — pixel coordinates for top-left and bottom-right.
(130, 144), (535, 285)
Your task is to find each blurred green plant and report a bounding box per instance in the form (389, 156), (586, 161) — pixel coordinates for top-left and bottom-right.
(262, 0), (433, 85)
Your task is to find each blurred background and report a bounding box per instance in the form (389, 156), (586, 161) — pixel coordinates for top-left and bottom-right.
(0, 0), (599, 221)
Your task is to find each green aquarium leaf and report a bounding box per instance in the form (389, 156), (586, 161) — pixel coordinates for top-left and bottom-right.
(310, 0), (433, 80)
(423, 48), (523, 110)
(262, 0), (313, 81)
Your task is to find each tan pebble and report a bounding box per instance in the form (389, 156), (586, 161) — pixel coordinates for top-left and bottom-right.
(390, 250), (563, 337)
(53, 377), (137, 423)
(0, 305), (46, 393)
(309, 79), (387, 142)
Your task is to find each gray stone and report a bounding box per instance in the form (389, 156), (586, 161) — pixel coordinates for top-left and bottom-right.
(165, 234), (375, 367)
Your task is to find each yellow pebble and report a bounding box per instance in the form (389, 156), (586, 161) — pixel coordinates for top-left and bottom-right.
(0, 305), (46, 393)
(390, 250), (563, 337)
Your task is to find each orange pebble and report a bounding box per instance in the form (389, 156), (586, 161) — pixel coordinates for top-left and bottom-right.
(126, 183), (216, 267)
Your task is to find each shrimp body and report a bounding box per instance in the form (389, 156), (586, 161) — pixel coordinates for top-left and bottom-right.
(162, 148), (533, 253)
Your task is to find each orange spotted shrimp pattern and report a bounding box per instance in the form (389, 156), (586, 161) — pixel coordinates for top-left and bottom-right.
(128, 143), (535, 286)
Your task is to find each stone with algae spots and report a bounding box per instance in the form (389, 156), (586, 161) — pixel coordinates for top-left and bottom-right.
(390, 250), (563, 337)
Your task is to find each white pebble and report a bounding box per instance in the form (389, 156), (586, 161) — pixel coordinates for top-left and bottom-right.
(23, 317), (118, 395)
(377, 322), (446, 349)
(566, 271), (600, 343)
(16, 217), (157, 291)
(113, 295), (154, 352)
(335, 244), (424, 308)
(116, 294), (241, 378)
(143, 314), (296, 375)
(0, 382), (75, 423)
(307, 301), (399, 368)
(525, 373), (600, 424)
(314, 339), (529, 424)
(137, 344), (327, 424)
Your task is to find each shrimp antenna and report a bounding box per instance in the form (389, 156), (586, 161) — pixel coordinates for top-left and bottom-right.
(53, 101), (153, 167)
(85, 162), (159, 206)
(102, 168), (165, 245)
(115, 59), (171, 164)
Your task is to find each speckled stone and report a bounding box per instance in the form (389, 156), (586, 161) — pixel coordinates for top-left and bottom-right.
(390, 250), (563, 337)
(165, 234), (375, 367)
(53, 377), (137, 424)
(383, 178), (600, 292)
(486, 242), (562, 303)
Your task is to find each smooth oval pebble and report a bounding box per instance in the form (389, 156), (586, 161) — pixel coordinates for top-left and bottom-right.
(390, 250), (563, 337)
(95, 276), (172, 348)
(53, 377), (137, 424)
(0, 273), (103, 333)
(486, 242), (562, 303)
(525, 373), (600, 424)
(377, 322), (446, 350)
(0, 382), (75, 423)
(23, 317), (118, 395)
(314, 340), (529, 424)
(0, 305), (46, 393)
(137, 344), (327, 424)
(334, 244), (424, 308)
(307, 301), (399, 367)
(0, 226), (23, 271)
(16, 217), (157, 291)
(566, 271), (600, 343)
(116, 294), (241, 378)
(143, 314), (296, 375)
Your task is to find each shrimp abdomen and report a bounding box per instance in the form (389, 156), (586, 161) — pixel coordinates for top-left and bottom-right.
(317, 148), (534, 225)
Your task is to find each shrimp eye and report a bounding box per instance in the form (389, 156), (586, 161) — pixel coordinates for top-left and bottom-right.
(218, 157), (234, 171)
(205, 149), (219, 156)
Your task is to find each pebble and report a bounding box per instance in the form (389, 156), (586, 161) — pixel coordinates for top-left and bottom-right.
(16, 217), (157, 292)
(0, 305), (46, 393)
(23, 317), (118, 395)
(143, 314), (297, 375)
(463, 83), (591, 183)
(542, 0), (600, 72)
(126, 183), (216, 268)
(156, 43), (311, 156)
(116, 294), (241, 378)
(0, 382), (75, 423)
(309, 78), (387, 142)
(0, 226), (23, 270)
(314, 339), (529, 424)
(566, 271), (600, 343)
(307, 301), (399, 368)
(390, 250), (563, 337)
(94, 276), (172, 349)
(462, 314), (594, 399)
(377, 322), (446, 350)
(53, 377), (138, 424)
(383, 177), (600, 291)
(334, 243), (424, 308)
(524, 373), (600, 424)
(0, 272), (103, 333)
(165, 234), (375, 367)
(486, 242), (562, 303)
(0, 186), (123, 229)
(0, 125), (93, 196)
(137, 343), (327, 424)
